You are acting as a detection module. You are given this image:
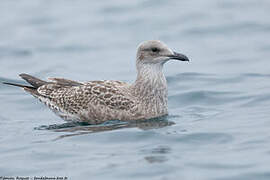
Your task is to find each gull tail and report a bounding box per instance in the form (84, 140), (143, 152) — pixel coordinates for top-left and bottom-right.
(19, 73), (47, 88)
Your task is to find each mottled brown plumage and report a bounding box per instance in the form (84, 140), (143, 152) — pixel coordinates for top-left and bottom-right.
(3, 40), (189, 124)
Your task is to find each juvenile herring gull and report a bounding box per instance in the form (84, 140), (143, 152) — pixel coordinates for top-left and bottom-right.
(4, 40), (189, 124)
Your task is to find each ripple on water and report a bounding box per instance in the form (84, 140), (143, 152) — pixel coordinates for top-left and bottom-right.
(183, 22), (268, 36)
(174, 132), (233, 145)
(169, 90), (251, 107)
(141, 145), (171, 164)
(241, 93), (270, 107)
(187, 162), (254, 170)
(141, 145), (171, 154)
(0, 47), (32, 58)
(167, 72), (270, 111)
(216, 172), (270, 180)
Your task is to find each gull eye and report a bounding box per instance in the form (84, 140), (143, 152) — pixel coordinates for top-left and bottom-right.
(151, 47), (159, 53)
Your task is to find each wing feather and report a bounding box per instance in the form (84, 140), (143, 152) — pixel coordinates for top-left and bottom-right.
(48, 78), (83, 86)
(37, 80), (135, 115)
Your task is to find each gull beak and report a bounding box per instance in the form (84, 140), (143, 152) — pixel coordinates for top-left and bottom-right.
(168, 51), (189, 61)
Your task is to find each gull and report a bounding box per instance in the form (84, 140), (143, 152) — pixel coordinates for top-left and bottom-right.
(4, 40), (189, 124)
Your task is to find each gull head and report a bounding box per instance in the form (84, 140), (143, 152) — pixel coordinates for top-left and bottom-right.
(136, 40), (189, 66)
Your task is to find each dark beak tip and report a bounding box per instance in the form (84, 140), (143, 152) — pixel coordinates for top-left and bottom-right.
(171, 51), (190, 62)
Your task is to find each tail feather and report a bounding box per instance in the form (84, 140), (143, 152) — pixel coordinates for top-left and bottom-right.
(19, 73), (47, 88)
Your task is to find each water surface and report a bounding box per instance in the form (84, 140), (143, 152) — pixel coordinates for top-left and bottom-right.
(1, 0), (270, 179)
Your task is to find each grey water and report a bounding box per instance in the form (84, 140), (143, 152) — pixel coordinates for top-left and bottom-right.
(0, 0), (270, 179)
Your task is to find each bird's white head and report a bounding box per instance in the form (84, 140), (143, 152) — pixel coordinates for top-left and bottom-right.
(136, 40), (189, 67)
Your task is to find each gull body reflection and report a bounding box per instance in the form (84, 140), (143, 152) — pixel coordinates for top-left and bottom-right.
(36, 115), (176, 140)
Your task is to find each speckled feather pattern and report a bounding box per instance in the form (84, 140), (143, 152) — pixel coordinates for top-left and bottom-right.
(31, 80), (141, 124)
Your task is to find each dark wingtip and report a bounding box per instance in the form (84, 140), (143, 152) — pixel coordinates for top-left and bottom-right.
(2, 82), (10, 85)
(2, 82), (35, 89)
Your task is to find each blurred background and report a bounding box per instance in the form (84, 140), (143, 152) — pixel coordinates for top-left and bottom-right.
(0, 0), (270, 179)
